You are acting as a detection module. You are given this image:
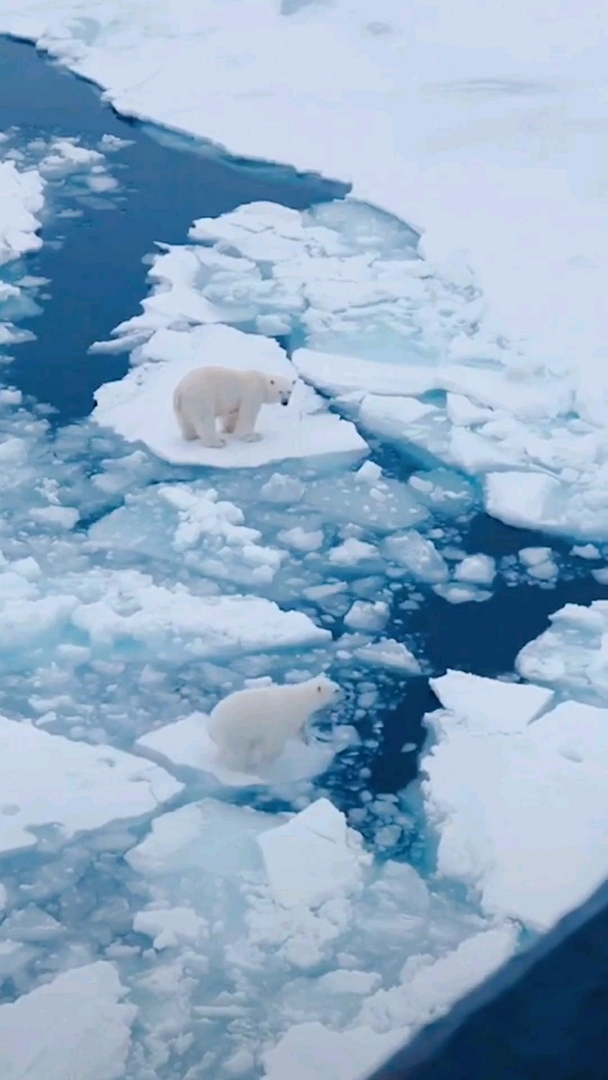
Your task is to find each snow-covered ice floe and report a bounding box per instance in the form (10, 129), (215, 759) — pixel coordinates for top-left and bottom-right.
(94, 322), (367, 468)
(136, 710), (342, 788)
(0, 961), (135, 1080)
(422, 669), (608, 931)
(0, 712), (182, 855)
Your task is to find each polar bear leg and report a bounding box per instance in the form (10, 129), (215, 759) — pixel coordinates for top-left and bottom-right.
(176, 412), (198, 441)
(222, 409), (239, 434)
(193, 414), (226, 449)
(233, 398), (263, 442)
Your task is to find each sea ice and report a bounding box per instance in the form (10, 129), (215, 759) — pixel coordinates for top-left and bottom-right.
(0, 713), (182, 855)
(516, 600), (608, 702)
(94, 323), (366, 468)
(125, 799), (275, 879)
(257, 799), (371, 908)
(136, 710), (338, 788)
(354, 639), (421, 675)
(453, 554), (496, 586)
(382, 531), (448, 585)
(0, 961), (136, 1080)
(424, 673), (608, 929)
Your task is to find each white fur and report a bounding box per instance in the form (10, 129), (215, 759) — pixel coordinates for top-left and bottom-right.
(206, 675), (340, 773)
(173, 366), (295, 448)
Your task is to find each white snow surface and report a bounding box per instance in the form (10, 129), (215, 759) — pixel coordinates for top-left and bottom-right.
(423, 671), (608, 930)
(94, 323), (366, 468)
(516, 600), (608, 702)
(257, 798), (371, 908)
(0, 713), (182, 855)
(0, 961), (136, 1080)
(0, 159), (44, 266)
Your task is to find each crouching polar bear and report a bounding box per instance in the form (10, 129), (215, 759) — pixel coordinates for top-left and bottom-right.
(173, 366), (295, 448)
(207, 674), (340, 774)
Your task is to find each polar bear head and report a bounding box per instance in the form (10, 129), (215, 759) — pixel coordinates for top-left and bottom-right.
(264, 374), (296, 406)
(306, 673), (341, 709)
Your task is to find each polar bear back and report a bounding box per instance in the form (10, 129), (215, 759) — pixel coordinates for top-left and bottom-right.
(174, 367), (270, 419)
(207, 676), (339, 752)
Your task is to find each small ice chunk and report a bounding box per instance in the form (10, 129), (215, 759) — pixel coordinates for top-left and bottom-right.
(133, 907), (207, 950)
(0, 962), (136, 1080)
(0, 905), (63, 942)
(354, 639), (421, 674)
(257, 798), (370, 908)
(344, 600), (389, 632)
(356, 461), (382, 483)
(572, 544), (601, 560)
(592, 568), (608, 585)
(453, 554), (496, 586)
(433, 583), (492, 605)
(279, 526), (324, 552)
(383, 531), (448, 584)
(518, 546), (551, 567)
(527, 560), (558, 581)
(329, 538), (377, 566)
(29, 505), (79, 529)
(431, 670), (553, 735)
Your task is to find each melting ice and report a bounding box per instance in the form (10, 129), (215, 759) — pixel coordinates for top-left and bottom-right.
(1, 128), (608, 1080)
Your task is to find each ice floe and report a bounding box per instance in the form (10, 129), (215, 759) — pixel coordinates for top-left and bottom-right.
(0, 961), (135, 1080)
(0, 713), (181, 855)
(423, 670), (608, 930)
(94, 323), (366, 468)
(136, 710), (341, 788)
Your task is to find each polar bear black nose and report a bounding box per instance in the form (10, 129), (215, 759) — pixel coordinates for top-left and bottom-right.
(280, 394), (290, 405)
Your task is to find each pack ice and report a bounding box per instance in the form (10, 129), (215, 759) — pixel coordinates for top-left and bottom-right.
(95, 197), (608, 540)
(1, 71), (607, 1080)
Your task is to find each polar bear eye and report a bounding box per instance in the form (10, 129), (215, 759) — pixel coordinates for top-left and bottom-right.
(269, 379), (275, 385)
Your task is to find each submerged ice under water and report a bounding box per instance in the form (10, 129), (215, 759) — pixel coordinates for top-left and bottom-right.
(2, 34), (608, 1080)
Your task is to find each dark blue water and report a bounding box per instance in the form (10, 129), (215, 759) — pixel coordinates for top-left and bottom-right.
(0, 35), (348, 420)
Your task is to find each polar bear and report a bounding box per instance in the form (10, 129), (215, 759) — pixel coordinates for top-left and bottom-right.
(206, 674), (340, 774)
(173, 366), (295, 448)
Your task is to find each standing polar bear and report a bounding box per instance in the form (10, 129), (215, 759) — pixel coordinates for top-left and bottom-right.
(207, 674), (340, 774)
(173, 366), (295, 448)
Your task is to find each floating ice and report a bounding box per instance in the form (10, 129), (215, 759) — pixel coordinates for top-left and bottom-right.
(264, 925), (516, 1080)
(0, 158), (44, 265)
(0, 961), (135, 1080)
(453, 554), (496, 586)
(0, 713), (181, 855)
(354, 639), (421, 675)
(136, 710), (339, 788)
(328, 538), (378, 567)
(424, 672), (608, 929)
(94, 323), (366, 468)
(516, 601), (608, 702)
(344, 600), (389, 632)
(133, 907), (208, 951)
(383, 531), (448, 585)
(125, 799), (276, 879)
(257, 799), (371, 908)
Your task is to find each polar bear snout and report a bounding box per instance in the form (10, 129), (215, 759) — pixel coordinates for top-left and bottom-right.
(280, 393), (291, 406)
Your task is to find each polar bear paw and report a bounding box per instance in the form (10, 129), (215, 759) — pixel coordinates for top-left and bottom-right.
(239, 432), (263, 443)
